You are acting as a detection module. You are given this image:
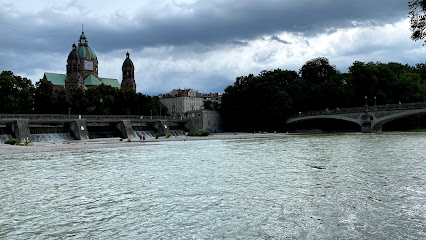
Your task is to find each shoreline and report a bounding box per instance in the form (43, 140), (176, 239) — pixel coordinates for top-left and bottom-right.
(0, 132), (292, 156)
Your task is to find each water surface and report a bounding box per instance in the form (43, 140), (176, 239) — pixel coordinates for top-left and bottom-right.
(0, 133), (425, 239)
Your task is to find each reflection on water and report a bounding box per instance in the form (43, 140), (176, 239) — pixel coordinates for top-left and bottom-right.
(0, 133), (425, 239)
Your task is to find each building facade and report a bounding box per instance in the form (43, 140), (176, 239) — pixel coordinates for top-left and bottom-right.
(185, 109), (222, 133)
(43, 29), (136, 93)
(159, 89), (204, 116)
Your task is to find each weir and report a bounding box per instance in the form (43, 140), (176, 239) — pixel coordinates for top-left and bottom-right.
(0, 114), (193, 142)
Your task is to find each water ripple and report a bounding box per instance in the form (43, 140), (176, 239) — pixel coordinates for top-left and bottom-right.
(0, 133), (425, 239)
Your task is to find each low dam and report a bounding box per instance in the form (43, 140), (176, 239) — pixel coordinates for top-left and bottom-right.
(0, 114), (190, 143)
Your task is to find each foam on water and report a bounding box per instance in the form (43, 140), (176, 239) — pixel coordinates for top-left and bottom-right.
(134, 130), (156, 138)
(0, 134), (12, 143)
(30, 133), (74, 142)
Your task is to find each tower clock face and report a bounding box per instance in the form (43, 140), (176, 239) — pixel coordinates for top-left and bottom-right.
(84, 60), (93, 71)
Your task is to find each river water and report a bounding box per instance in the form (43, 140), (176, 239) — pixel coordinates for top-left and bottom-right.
(0, 133), (425, 239)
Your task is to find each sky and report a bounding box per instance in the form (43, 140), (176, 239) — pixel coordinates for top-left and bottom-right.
(1, 0), (425, 95)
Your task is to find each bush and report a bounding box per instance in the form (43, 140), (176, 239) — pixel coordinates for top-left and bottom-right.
(166, 133), (172, 138)
(187, 131), (210, 136)
(4, 138), (20, 145)
(155, 132), (160, 139)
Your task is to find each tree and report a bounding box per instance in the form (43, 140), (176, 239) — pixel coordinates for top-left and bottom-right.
(0, 71), (34, 113)
(34, 79), (55, 113)
(204, 100), (213, 109)
(409, 0), (426, 44)
(298, 57), (345, 110)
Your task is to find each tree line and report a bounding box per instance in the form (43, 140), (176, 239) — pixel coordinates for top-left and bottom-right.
(0, 71), (167, 116)
(220, 58), (426, 132)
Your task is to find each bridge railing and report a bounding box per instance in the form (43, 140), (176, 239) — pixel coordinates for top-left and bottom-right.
(0, 114), (191, 121)
(291, 102), (426, 118)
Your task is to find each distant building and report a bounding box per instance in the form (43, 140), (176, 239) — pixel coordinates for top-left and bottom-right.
(185, 109), (222, 133)
(201, 92), (222, 104)
(159, 89), (204, 116)
(43, 28), (136, 93)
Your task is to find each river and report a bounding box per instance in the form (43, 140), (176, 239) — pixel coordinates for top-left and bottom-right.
(0, 133), (425, 239)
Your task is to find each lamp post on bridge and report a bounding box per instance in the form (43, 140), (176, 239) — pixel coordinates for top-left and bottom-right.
(365, 96), (368, 113)
(374, 96), (377, 110)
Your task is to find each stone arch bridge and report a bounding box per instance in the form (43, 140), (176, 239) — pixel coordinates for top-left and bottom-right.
(286, 102), (426, 133)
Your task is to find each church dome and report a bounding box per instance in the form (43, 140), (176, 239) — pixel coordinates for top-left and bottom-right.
(122, 52), (134, 68)
(77, 31), (97, 60)
(76, 45), (97, 60)
(67, 43), (81, 61)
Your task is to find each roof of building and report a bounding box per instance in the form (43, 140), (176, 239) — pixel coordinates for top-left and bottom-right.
(84, 74), (102, 86)
(100, 78), (121, 88)
(44, 72), (66, 86)
(77, 45), (97, 60)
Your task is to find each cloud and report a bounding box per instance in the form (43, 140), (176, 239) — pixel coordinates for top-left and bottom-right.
(270, 35), (291, 44)
(0, 0), (422, 95)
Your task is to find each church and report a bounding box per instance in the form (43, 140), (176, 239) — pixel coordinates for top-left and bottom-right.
(43, 28), (136, 93)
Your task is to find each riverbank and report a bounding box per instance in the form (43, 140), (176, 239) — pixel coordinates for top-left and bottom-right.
(0, 132), (291, 156)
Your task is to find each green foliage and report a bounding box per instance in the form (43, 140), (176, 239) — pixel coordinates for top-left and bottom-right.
(34, 78), (55, 114)
(0, 71), (35, 114)
(4, 138), (20, 145)
(221, 57), (426, 132)
(204, 100), (213, 109)
(155, 132), (160, 139)
(187, 131), (210, 136)
(166, 133), (172, 138)
(409, 0), (426, 44)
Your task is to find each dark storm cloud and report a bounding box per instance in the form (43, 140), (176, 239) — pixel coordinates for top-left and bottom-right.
(0, 0), (407, 54)
(92, 0), (407, 51)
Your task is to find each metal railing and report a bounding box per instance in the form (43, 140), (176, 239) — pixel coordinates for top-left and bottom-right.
(0, 114), (191, 121)
(291, 102), (426, 118)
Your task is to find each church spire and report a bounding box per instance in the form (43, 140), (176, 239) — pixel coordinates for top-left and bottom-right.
(79, 25), (88, 46)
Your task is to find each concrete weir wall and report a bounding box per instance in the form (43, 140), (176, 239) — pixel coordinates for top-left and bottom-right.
(69, 120), (89, 140)
(115, 120), (134, 139)
(7, 120), (31, 143)
(150, 120), (171, 136)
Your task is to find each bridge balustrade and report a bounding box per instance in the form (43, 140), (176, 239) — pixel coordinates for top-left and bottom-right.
(293, 102), (426, 118)
(0, 114), (191, 121)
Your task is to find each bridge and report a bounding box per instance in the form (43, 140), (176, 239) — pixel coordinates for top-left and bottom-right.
(0, 111), (221, 142)
(286, 102), (426, 133)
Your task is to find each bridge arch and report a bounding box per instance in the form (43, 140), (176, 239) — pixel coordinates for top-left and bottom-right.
(286, 115), (360, 126)
(372, 109), (426, 130)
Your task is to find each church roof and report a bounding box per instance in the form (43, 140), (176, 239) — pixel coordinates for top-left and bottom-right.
(100, 78), (121, 88)
(44, 72), (66, 86)
(77, 45), (97, 60)
(84, 74), (102, 86)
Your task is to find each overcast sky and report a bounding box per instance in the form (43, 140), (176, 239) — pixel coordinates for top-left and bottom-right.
(1, 0), (424, 95)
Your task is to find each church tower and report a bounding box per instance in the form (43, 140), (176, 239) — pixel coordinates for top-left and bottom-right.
(65, 43), (84, 92)
(65, 26), (99, 93)
(121, 52), (136, 92)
